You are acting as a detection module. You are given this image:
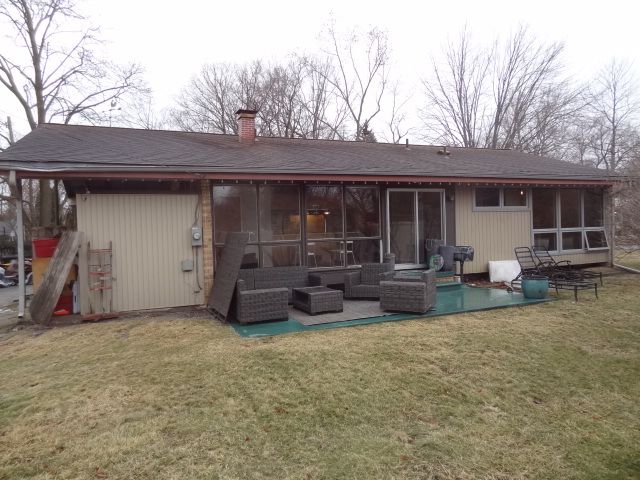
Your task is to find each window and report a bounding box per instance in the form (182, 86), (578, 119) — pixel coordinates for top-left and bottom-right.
(259, 185), (301, 241)
(212, 185), (257, 244)
(584, 190), (604, 227)
(475, 188), (500, 207)
(474, 187), (528, 210)
(213, 183), (382, 270)
(585, 230), (608, 249)
(532, 189), (556, 228)
(560, 190), (581, 228)
(531, 188), (608, 253)
(213, 184), (302, 268)
(504, 188), (528, 207)
(305, 185), (381, 267)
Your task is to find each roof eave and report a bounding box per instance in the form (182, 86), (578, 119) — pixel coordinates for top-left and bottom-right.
(0, 167), (616, 186)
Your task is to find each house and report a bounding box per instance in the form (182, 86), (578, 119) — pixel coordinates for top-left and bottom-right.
(0, 110), (615, 314)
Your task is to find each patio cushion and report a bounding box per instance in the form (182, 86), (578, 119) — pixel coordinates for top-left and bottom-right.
(350, 284), (381, 298)
(361, 263), (388, 285)
(253, 266), (310, 302)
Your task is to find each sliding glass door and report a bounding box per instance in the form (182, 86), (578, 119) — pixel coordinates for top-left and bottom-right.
(387, 189), (445, 267)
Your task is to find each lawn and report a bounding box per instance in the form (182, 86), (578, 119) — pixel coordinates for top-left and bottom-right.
(1, 275), (639, 480)
(615, 248), (640, 271)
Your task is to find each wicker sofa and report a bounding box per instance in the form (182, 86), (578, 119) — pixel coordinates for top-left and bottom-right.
(234, 266), (322, 324)
(380, 269), (437, 314)
(343, 254), (396, 299)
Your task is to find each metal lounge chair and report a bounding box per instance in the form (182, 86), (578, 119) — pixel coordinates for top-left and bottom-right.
(513, 247), (548, 281)
(532, 246), (603, 286)
(513, 246), (598, 301)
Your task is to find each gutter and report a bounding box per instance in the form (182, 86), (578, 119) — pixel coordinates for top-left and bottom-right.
(0, 169), (616, 186)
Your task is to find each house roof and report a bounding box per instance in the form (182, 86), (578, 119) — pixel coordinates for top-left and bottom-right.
(0, 123), (614, 184)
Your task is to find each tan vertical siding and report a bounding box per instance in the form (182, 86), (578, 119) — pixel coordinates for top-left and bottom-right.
(454, 187), (609, 274)
(552, 251), (610, 265)
(454, 187), (531, 274)
(77, 194), (204, 311)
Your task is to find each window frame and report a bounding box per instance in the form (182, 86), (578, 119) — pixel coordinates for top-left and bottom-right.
(531, 188), (608, 254)
(305, 184), (383, 269)
(212, 183), (383, 270)
(473, 187), (530, 211)
(385, 188), (446, 268)
(213, 183), (303, 268)
(584, 228), (609, 251)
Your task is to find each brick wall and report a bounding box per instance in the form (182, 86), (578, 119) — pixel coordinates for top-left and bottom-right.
(200, 179), (214, 297)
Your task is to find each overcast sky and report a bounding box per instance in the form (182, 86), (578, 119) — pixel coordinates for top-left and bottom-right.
(2, 0), (639, 138)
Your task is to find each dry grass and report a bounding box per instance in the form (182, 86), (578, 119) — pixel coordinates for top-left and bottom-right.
(615, 249), (640, 271)
(1, 275), (639, 479)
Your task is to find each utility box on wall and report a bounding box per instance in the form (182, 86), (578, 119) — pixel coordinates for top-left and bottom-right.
(191, 226), (203, 247)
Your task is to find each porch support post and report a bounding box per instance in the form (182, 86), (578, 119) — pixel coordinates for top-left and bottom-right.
(9, 171), (25, 318)
(200, 180), (214, 297)
(608, 185), (615, 268)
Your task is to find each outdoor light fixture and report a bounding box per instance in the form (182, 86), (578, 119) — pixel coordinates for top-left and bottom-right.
(306, 204), (330, 215)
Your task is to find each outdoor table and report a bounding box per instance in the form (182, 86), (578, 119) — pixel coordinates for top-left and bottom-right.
(292, 286), (343, 315)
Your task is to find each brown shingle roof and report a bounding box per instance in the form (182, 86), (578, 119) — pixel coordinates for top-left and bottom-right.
(0, 123), (612, 181)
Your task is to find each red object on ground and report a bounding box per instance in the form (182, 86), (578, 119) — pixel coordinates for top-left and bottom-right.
(55, 294), (73, 314)
(32, 237), (60, 258)
(53, 309), (70, 316)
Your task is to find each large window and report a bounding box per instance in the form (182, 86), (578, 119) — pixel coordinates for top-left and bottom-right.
(532, 188), (608, 252)
(305, 185), (381, 267)
(213, 184), (381, 269)
(213, 184), (301, 268)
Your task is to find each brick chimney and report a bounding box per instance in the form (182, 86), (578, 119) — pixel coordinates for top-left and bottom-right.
(236, 109), (257, 142)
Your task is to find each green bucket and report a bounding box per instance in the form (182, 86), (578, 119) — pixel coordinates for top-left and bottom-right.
(521, 275), (549, 299)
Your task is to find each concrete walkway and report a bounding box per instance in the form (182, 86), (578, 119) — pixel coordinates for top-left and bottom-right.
(0, 285), (32, 329)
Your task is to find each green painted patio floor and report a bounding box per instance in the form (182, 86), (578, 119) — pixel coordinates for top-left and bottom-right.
(231, 285), (554, 338)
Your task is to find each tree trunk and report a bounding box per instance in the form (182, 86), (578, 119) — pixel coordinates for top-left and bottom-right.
(38, 179), (55, 227)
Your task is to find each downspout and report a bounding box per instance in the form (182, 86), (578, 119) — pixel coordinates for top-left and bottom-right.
(8, 171), (25, 318)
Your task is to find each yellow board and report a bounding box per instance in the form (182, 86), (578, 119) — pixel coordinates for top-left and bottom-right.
(32, 257), (77, 294)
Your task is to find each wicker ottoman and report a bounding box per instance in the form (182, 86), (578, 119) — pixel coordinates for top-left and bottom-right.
(292, 286), (343, 315)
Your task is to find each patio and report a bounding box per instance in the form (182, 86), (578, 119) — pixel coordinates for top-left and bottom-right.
(231, 283), (554, 337)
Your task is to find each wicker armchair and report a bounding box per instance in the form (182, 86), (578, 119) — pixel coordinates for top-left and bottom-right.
(344, 254), (396, 299)
(235, 270), (288, 324)
(380, 269), (437, 314)
(234, 266), (322, 324)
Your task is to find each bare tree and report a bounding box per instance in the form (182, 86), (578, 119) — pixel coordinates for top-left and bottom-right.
(0, 0), (144, 128)
(421, 29), (490, 147)
(317, 23), (390, 140)
(260, 60), (306, 138)
(0, 0), (145, 226)
(172, 61), (266, 134)
(171, 57), (350, 140)
(118, 94), (170, 130)
(297, 56), (348, 139)
(0, 118), (11, 150)
(583, 59), (640, 172)
(615, 154), (640, 256)
(421, 26), (577, 157)
(381, 81), (412, 144)
(172, 63), (238, 133)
